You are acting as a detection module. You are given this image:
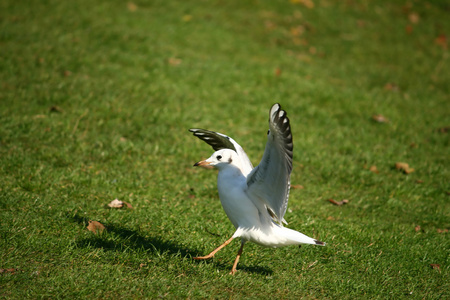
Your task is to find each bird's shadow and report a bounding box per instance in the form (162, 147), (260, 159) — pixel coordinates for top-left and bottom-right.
(71, 212), (195, 258)
(70, 212), (273, 275)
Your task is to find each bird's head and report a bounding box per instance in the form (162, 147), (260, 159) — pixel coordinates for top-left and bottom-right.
(194, 149), (238, 170)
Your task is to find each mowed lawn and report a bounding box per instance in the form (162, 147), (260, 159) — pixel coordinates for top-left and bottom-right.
(0, 0), (449, 298)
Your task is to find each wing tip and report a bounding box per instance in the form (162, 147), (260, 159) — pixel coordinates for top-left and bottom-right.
(315, 240), (326, 246)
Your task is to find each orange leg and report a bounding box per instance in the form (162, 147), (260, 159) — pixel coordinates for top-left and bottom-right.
(230, 241), (245, 275)
(193, 236), (234, 260)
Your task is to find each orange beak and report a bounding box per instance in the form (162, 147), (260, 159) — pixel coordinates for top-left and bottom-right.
(194, 160), (213, 168)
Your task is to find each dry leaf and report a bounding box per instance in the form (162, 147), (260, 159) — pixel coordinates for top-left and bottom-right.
(290, 0), (314, 9)
(127, 2), (137, 12)
(326, 216), (335, 220)
(369, 165), (379, 174)
(124, 202), (133, 209)
(395, 162), (414, 174)
(0, 268), (19, 275)
(49, 106), (63, 113)
(408, 12), (419, 24)
(415, 179), (423, 184)
(275, 68), (282, 76)
(434, 35), (447, 49)
(290, 26), (305, 37)
(437, 228), (448, 233)
(168, 57), (182, 66)
(87, 221), (105, 234)
(372, 114), (389, 123)
(430, 264), (441, 272)
(328, 199), (349, 206)
(291, 184), (304, 189)
(437, 126), (449, 133)
(405, 25), (413, 34)
(108, 199), (124, 208)
(384, 83), (399, 91)
(415, 225), (421, 232)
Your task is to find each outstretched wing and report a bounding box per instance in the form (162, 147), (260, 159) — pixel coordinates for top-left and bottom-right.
(189, 128), (253, 176)
(246, 103), (293, 225)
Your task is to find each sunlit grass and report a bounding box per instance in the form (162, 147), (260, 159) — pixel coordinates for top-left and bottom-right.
(1, 0), (448, 298)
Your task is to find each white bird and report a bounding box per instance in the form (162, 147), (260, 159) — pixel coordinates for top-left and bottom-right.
(190, 103), (325, 274)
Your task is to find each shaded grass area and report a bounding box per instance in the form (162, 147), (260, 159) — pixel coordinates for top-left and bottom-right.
(1, 0), (449, 298)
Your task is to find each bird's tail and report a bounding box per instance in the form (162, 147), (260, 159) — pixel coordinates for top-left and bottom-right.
(274, 226), (326, 247)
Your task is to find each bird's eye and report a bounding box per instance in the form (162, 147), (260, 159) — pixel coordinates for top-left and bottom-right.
(217, 155), (222, 160)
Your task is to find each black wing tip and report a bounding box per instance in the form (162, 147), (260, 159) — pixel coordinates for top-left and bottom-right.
(315, 240), (326, 246)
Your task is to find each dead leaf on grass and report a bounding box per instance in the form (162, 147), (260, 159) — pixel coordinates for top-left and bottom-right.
(405, 24), (413, 34)
(49, 106), (63, 113)
(369, 165), (379, 174)
(108, 199), (124, 208)
(408, 12), (420, 24)
(275, 67), (282, 76)
(107, 199), (133, 209)
(290, 0), (314, 9)
(415, 225), (422, 232)
(127, 2), (137, 12)
(395, 162), (415, 174)
(436, 228), (448, 233)
(384, 83), (399, 91)
(0, 268), (20, 275)
(87, 221), (105, 234)
(168, 57), (182, 66)
(434, 34), (447, 50)
(327, 199), (349, 206)
(437, 126), (449, 133)
(372, 114), (389, 123)
(430, 264), (441, 272)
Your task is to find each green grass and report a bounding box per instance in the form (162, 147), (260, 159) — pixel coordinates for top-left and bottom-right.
(1, 0), (449, 298)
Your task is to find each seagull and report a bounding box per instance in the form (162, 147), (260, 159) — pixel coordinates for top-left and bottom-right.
(190, 103), (325, 274)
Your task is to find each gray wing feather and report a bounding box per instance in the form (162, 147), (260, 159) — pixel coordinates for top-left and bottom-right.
(246, 103), (293, 225)
(189, 128), (254, 175)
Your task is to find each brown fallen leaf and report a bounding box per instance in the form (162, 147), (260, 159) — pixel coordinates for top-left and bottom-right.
(275, 68), (282, 77)
(384, 83), (399, 91)
(49, 106), (63, 113)
(372, 114), (389, 123)
(405, 24), (413, 34)
(326, 216), (335, 221)
(408, 12), (420, 24)
(437, 228), (448, 233)
(290, 0), (314, 8)
(430, 264), (441, 272)
(108, 199), (124, 208)
(415, 225), (421, 232)
(0, 268), (19, 275)
(291, 184), (304, 189)
(87, 221), (106, 234)
(437, 126), (449, 133)
(168, 57), (182, 66)
(369, 165), (379, 174)
(434, 34), (447, 50)
(124, 202), (133, 209)
(127, 2), (137, 12)
(328, 199), (349, 206)
(395, 162), (414, 174)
